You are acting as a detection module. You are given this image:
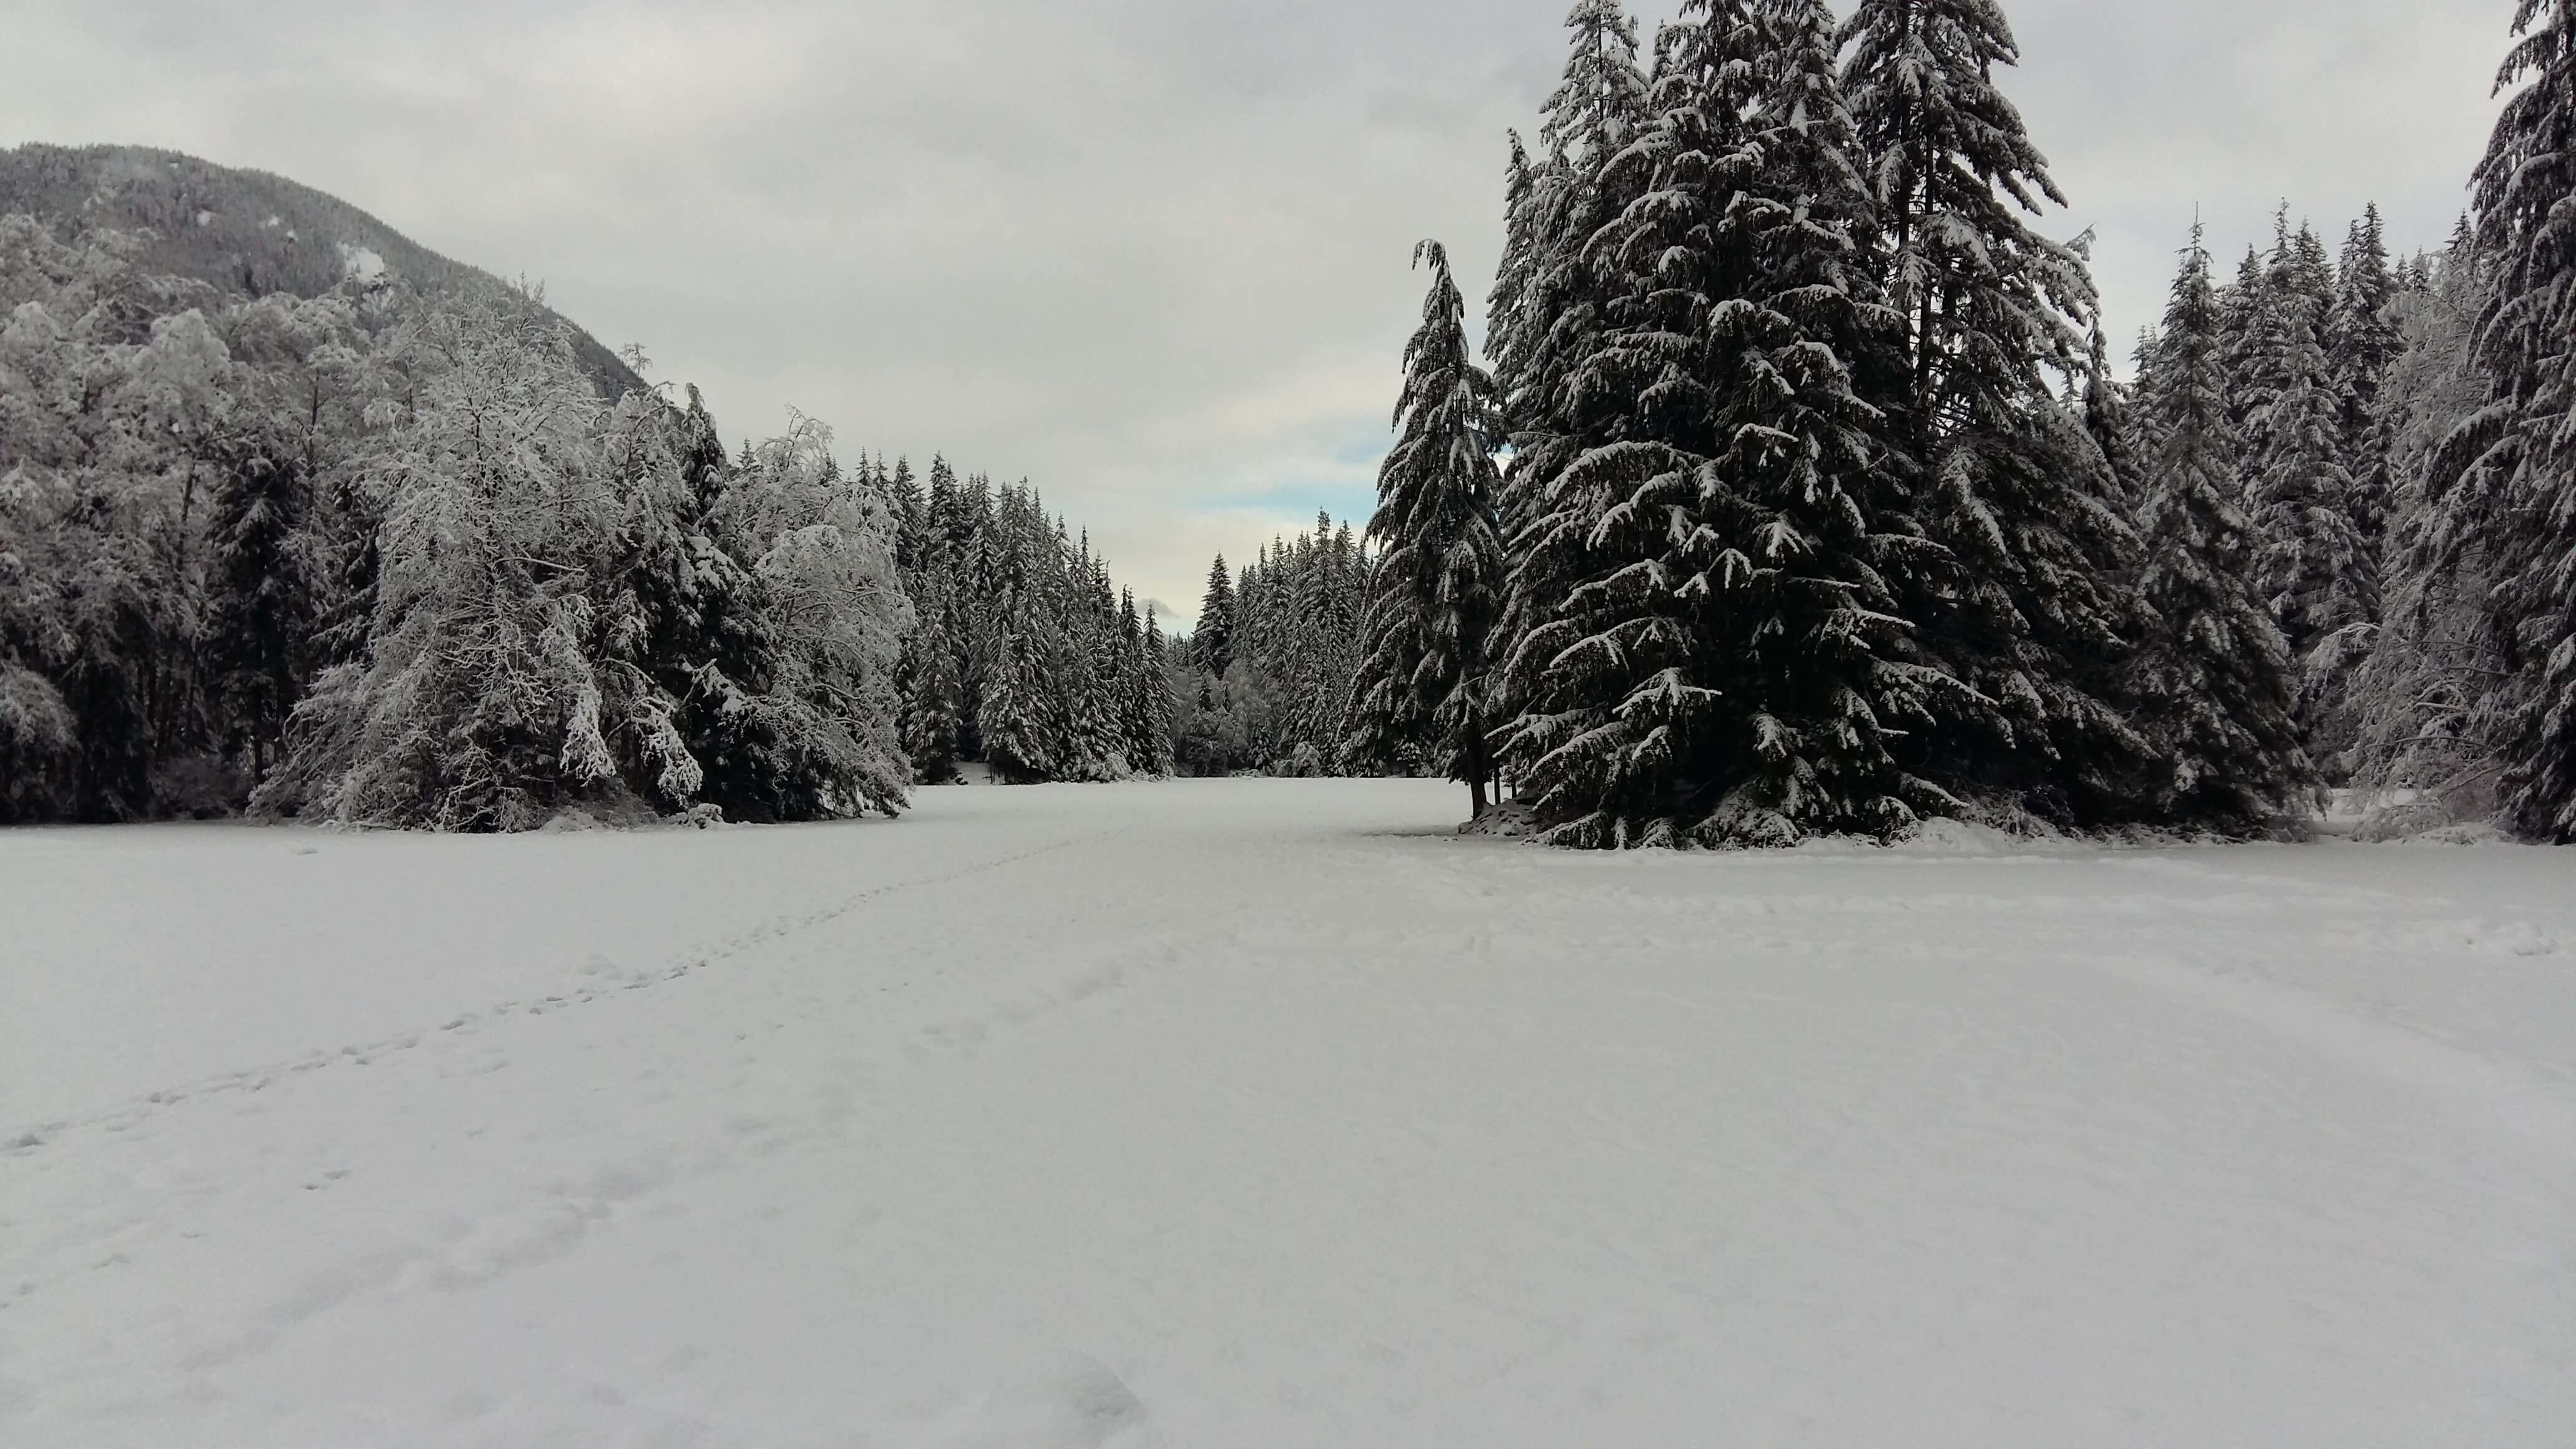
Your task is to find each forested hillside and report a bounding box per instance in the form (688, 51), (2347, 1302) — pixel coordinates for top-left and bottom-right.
(0, 185), (1174, 826)
(0, 144), (643, 399)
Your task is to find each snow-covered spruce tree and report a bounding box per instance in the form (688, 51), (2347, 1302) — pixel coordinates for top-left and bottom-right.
(1115, 589), (1176, 776)
(1491, 0), (1653, 696)
(973, 488), (1057, 781)
(2127, 230), (2310, 831)
(2451, 0), (2576, 839)
(1503, 0), (1956, 847)
(1491, 0), (1648, 440)
(1195, 554), (1236, 677)
(1496, 1), (1749, 845)
(202, 430), (313, 781)
(1347, 242), (1510, 811)
(1067, 534), (1131, 779)
(2238, 222), (2376, 767)
(1838, 0), (2160, 827)
(2217, 243), (2272, 448)
(1137, 603), (1178, 773)
(2329, 207), (2403, 552)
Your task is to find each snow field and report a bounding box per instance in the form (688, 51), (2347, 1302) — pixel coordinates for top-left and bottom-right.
(3, 779), (2573, 1446)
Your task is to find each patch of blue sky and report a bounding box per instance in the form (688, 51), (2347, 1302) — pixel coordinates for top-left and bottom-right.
(1195, 481), (1380, 527)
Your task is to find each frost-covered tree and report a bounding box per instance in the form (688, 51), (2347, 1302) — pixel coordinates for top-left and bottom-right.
(713, 421), (914, 817)
(2343, 233), (2510, 820)
(264, 291), (642, 831)
(2128, 230), (2310, 831)
(1347, 241), (1508, 813)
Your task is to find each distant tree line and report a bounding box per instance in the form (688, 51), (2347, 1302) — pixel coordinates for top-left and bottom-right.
(0, 217), (1173, 827)
(1300, 0), (2576, 846)
(1169, 515), (1373, 778)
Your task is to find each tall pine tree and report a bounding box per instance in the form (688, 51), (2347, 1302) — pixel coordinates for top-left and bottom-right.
(2454, 0), (2576, 839)
(2129, 229), (2310, 831)
(1348, 241), (1508, 814)
(1840, 0), (2159, 827)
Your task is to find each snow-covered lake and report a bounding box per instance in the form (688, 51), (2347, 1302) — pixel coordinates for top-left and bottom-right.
(4, 779), (2572, 1447)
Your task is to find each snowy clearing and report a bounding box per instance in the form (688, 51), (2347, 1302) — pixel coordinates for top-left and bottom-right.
(4, 779), (2574, 1447)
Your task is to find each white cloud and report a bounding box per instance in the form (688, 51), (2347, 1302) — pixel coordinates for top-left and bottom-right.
(0, 0), (2518, 624)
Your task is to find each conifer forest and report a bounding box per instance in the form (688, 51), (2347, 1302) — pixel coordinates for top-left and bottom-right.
(6, 0), (2576, 848)
(0, 0), (2565, 846)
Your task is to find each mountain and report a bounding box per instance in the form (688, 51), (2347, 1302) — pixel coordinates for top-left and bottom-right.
(0, 142), (644, 398)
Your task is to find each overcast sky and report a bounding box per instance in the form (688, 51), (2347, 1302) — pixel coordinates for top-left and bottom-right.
(1, 0), (2514, 625)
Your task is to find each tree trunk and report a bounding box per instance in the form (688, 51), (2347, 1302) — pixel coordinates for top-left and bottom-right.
(1465, 716), (1490, 819)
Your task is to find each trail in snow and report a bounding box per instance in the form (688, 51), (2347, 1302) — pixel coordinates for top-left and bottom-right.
(2, 781), (2571, 1448)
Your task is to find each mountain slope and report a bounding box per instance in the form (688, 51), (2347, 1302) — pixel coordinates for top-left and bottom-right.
(0, 142), (643, 398)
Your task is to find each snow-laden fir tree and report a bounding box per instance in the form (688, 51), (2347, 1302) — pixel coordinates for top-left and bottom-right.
(1196, 554), (1236, 677)
(1490, 0), (1648, 448)
(2246, 219), (2380, 660)
(1116, 589), (1177, 775)
(2447, 0), (2576, 839)
(1490, 0), (1652, 691)
(1347, 240), (1508, 814)
(1501, 0), (1956, 846)
(202, 430), (313, 783)
(1497, 0), (1755, 844)
(2237, 220), (2376, 767)
(2329, 207), (2404, 550)
(1838, 0), (2160, 827)
(2127, 230), (2310, 831)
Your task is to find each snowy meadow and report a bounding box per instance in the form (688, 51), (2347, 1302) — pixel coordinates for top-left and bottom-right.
(6, 778), (2573, 1446)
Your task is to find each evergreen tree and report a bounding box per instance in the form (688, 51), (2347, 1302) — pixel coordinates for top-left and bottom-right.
(1196, 554), (1236, 677)
(1492, 0), (1653, 694)
(1116, 589), (1177, 775)
(2242, 220), (2374, 675)
(1502, 0), (1954, 846)
(2328, 206), (2403, 551)
(2451, 0), (2576, 839)
(203, 429), (313, 781)
(1840, 0), (2159, 827)
(2345, 232), (2507, 817)
(1349, 248), (1509, 814)
(2128, 229), (2310, 831)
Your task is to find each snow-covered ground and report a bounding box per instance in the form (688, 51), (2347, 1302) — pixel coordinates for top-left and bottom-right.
(4, 780), (2573, 1447)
